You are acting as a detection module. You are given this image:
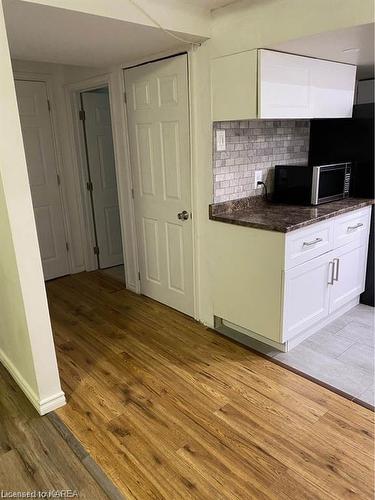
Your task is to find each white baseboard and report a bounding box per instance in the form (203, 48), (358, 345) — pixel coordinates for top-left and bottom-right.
(39, 391), (66, 415)
(0, 348), (66, 415)
(286, 297), (359, 350)
(126, 281), (138, 293)
(216, 296), (360, 353)
(218, 317), (287, 351)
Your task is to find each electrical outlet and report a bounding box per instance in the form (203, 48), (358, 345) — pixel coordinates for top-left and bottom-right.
(254, 170), (263, 188)
(216, 130), (226, 151)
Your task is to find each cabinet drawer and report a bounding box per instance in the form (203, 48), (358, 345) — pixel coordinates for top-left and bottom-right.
(285, 220), (334, 269)
(333, 207), (371, 249)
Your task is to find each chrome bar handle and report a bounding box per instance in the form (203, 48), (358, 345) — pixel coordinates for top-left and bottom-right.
(347, 223), (363, 232)
(328, 261), (334, 285)
(303, 237), (323, 247)
(333, 258), (340, 281)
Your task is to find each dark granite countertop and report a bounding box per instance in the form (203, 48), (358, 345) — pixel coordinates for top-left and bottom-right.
(209, 196), (374, 233)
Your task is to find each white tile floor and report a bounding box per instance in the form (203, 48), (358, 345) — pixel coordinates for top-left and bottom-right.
(217, 304), (375, 406)
(271, 304), (374, 405)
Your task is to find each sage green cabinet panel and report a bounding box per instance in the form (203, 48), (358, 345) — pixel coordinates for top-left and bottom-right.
(211, 50), (257, 122)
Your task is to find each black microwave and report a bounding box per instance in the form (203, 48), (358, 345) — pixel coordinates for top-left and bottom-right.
(273, 163), (351, 205)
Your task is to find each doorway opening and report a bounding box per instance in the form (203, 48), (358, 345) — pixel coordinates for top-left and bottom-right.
(79, 86), (124, 282)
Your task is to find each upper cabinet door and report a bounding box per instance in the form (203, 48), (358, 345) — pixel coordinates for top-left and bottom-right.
(311, 59), (356, 118)
(259, 49), (314, 119)
(259, 50), (356, 119)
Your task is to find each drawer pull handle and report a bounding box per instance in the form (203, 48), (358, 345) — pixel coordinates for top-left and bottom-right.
(347, 222), (363, 232)
(303, 237), (323, 247)
(328, 261), (334, 285)
(333, 258), (340, 282)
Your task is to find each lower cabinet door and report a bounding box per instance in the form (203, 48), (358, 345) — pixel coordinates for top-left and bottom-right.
(329, 244), (367, 313)
(283, 251), (332, 341)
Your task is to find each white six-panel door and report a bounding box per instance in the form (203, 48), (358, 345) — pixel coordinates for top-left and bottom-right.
(15, 80), (69, 280)
(125, 55), (194, 316)
(81, 91), (123, 269)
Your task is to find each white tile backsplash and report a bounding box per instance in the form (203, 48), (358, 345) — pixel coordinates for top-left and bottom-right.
(213, 120), (310, 203)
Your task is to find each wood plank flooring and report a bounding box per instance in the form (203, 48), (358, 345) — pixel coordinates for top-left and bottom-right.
(47, 271), (375, 500)
(0, 362), (110, 498)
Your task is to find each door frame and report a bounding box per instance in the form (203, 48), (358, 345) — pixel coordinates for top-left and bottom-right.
(65, 74), (131, 282)
(122, 51), (198, 318)
(13, 71), (72, 275)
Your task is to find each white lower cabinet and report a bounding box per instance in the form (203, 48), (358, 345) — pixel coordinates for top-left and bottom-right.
(329, 243), (367, 314)
(212, 205), (371, 350)
(283, 251), (332, 341)
(283, 241), (367, 342)
(282, 206), (371, 344)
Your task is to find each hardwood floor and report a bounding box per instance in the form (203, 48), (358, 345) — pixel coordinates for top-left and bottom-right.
(0, 362), (110, 498)
(47, 271), (375, 500)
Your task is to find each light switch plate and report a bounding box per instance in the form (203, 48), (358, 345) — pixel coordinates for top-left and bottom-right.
(216, 130), (226, 151)
(254, 170), (263, 188)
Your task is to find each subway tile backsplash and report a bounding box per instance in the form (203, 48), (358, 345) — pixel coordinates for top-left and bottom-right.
(213, 120), (310, 203)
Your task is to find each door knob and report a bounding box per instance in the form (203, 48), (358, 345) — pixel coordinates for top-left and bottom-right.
(177, 210), (189, 221)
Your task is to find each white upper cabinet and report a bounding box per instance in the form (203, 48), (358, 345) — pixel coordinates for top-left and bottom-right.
(258, 50), (314, 118)
(211, 49), (357, 120)
(310, 58), (357, 118)
(259, 50), (356, 119)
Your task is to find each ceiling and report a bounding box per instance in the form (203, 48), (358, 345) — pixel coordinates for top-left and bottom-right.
(181, 0), (238, 9)
(3, 0), (205, 67)
(270, 23), (374, 79)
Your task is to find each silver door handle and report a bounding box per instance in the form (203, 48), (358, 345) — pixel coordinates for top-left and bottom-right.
(347, 223), (363, 232)
(328, 261), (334, 285)
(303, 237), (323, 247)
(177, 210), (189, 221)
(333, 258), (340, 281)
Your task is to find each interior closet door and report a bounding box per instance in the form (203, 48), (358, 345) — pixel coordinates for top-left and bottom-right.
(15, 80), (69, 280)
(124, 55), (194, 316)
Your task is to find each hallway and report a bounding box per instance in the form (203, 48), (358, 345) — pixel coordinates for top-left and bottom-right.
(47, 271), (374, 499)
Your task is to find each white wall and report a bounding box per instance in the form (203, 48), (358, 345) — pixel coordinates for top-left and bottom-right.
(0, 3), (64, 414)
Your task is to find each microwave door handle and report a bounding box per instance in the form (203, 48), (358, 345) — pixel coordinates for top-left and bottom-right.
(311, 167), (320, 205)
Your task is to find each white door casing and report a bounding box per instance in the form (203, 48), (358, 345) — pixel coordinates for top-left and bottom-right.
(15, 80), (69, 280)
(124, 55), (194, 316)
(81, 91), (123, 269)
